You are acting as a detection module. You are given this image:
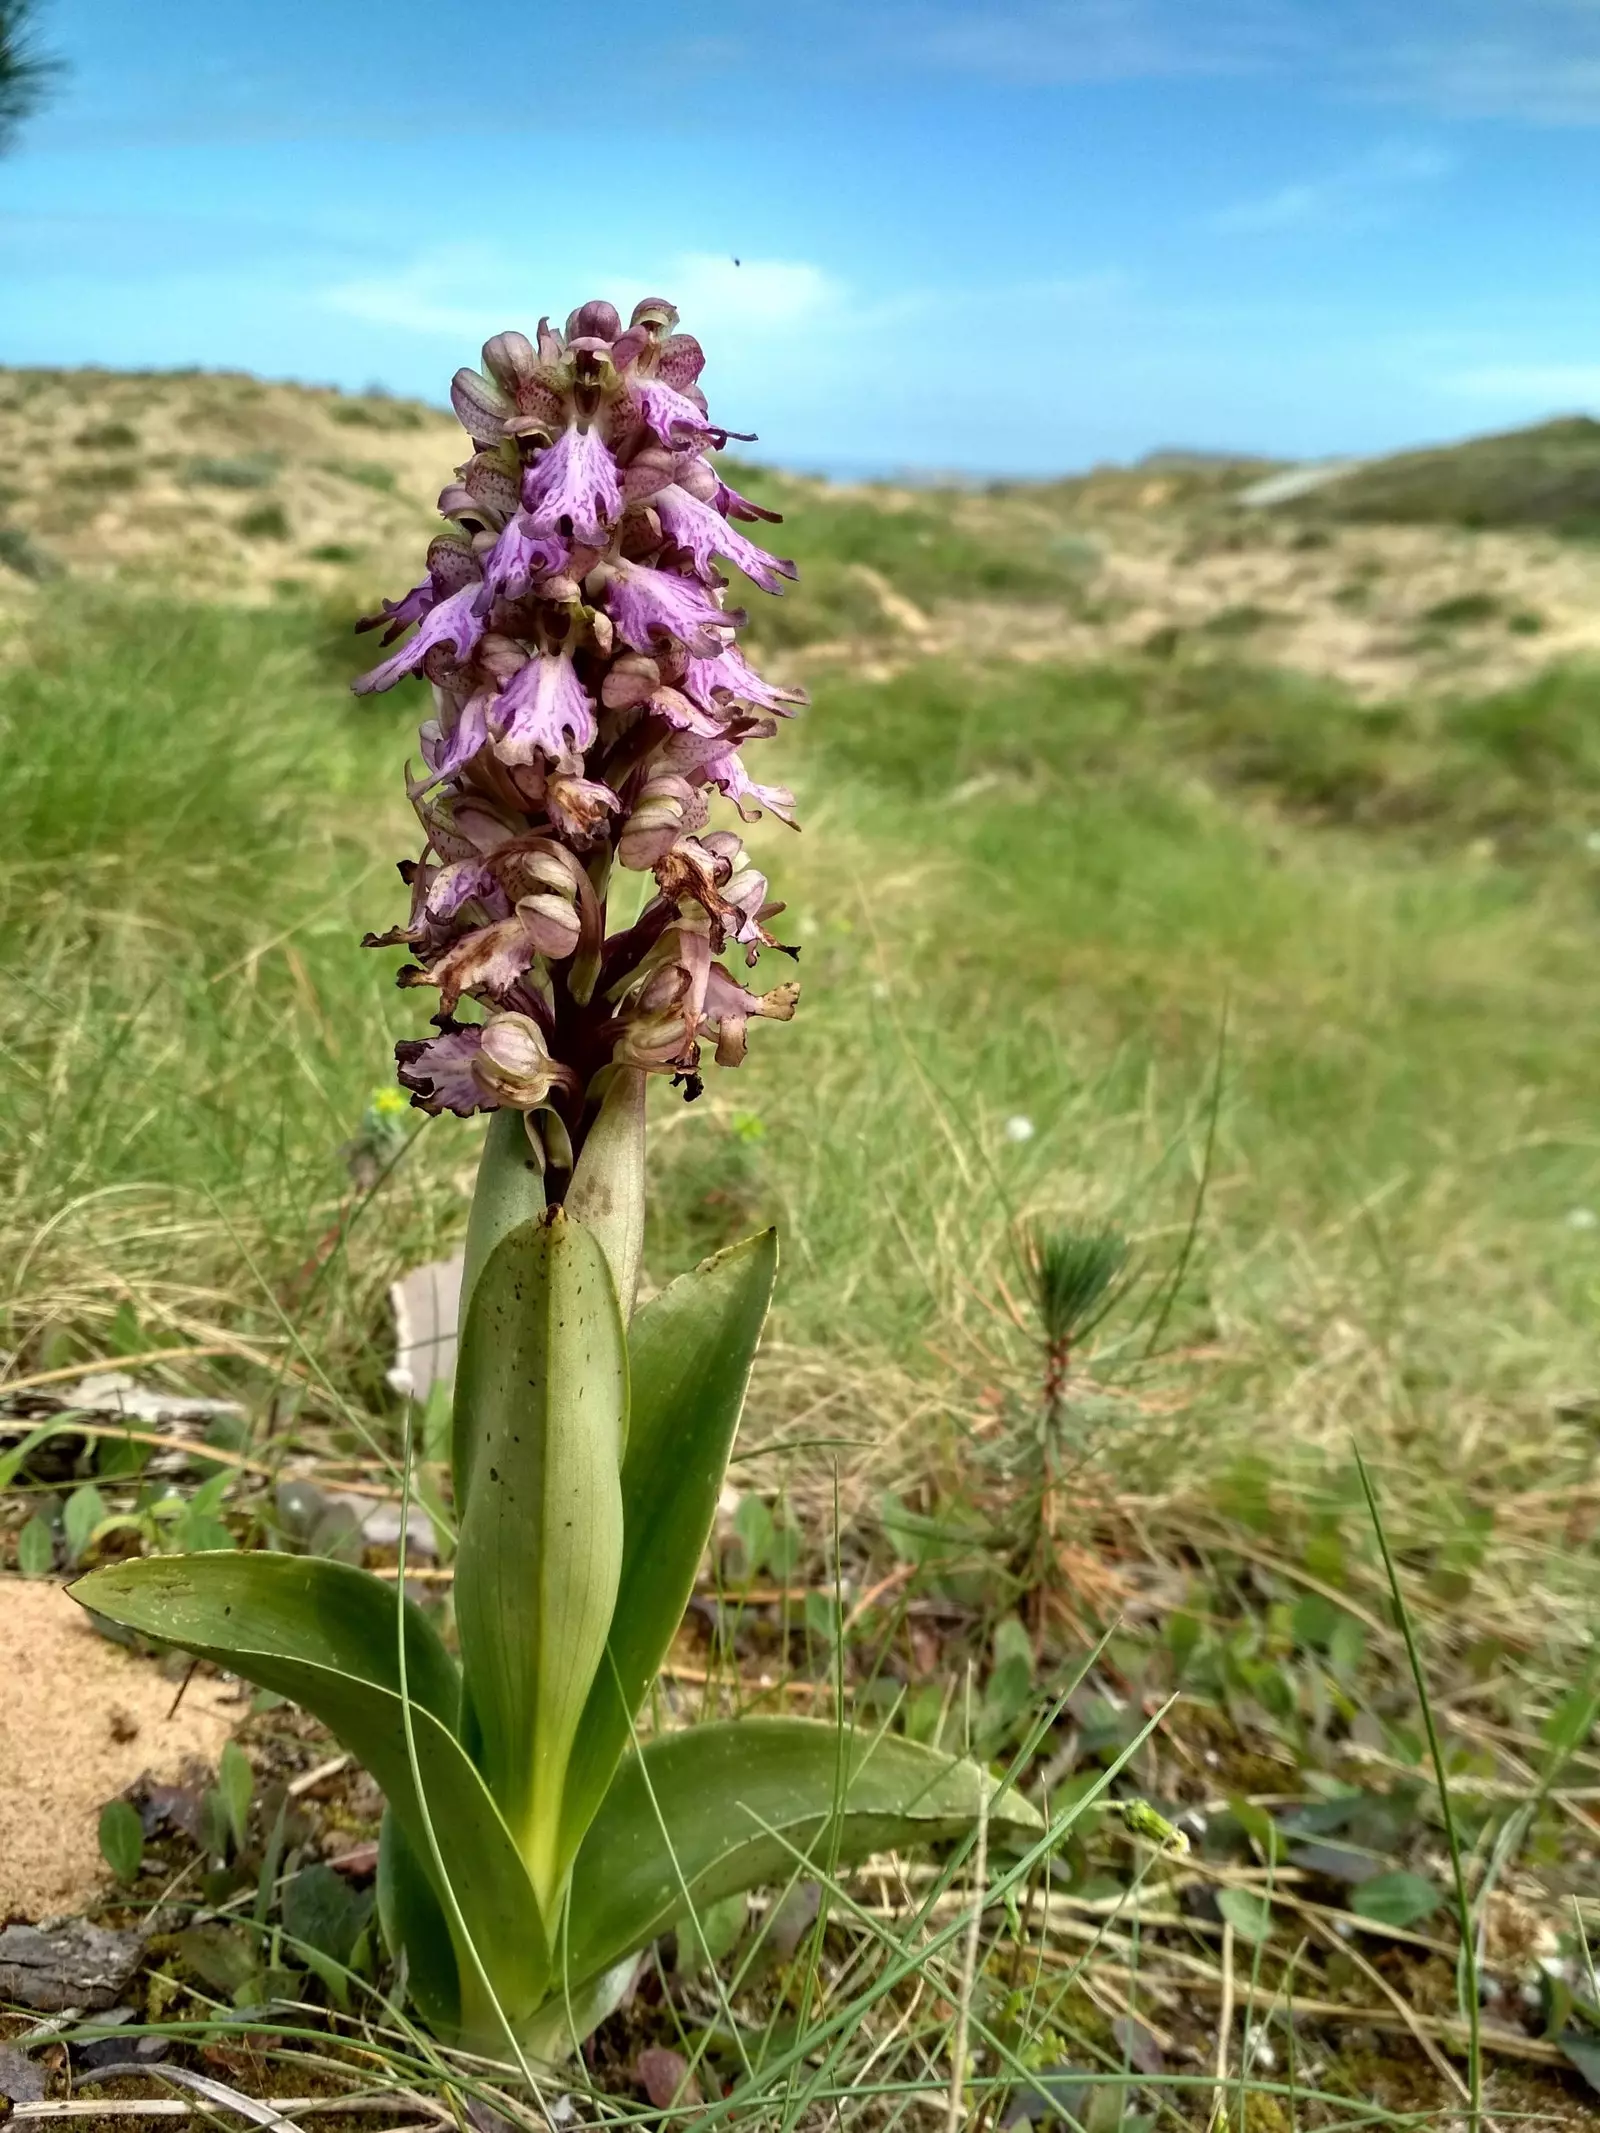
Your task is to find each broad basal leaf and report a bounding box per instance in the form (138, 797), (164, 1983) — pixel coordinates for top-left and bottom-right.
(452, 1210), (627, 1915)
(560, 1229), (777, 1862)
(563, 1716), (1042, 1991)
(71, 1553), (549, 2026)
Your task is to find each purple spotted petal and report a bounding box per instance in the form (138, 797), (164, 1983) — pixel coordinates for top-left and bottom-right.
(395, 1024), (494, 1116)
(702, 746), (799, 826)
(480, 513), (570, 602)
(632, 379), (716, 448)
(521, 425), (622, 545)
(490, 652), (598, 766)
(714, 477), (783, 525)
(682, 643), (806, 717)
(428, 687), (494, 781)
(656, 484), (797, 593)
(656, 333), (706, 391)
(425, 858), (498, 924)
(356, 577), (432, 646)
(603, 561), (739, 659)
(352, 585), (486, 696)
(451, 366), (513, 444)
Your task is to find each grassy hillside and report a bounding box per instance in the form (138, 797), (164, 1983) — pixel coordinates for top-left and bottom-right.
(1294, 415), (1600, 536)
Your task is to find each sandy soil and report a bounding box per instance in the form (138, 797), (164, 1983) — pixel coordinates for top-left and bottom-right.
(0, 1579), (241, 1920)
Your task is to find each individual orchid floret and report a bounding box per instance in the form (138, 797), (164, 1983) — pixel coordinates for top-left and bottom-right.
(656, 483), (797, 593)
(353, 583), (485, 696)
(601, 560), (740, 659)
(491, 650), (598, 766)
(522, 427), (622, 547)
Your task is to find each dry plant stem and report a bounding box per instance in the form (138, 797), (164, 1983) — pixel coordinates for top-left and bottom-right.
(1357, 1450), (1483, 2129)
(1207, 1918), (1234, 2133)
(944, 1786), (988, 2133)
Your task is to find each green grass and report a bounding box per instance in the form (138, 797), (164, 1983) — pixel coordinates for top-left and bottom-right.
(1300, 413), (1600, 537)
(3, 597), (1595, 1503)
(6, 584), (1600, 2118)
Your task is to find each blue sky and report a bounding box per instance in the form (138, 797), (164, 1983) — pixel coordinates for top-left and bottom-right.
(5, 0), (1600, 475)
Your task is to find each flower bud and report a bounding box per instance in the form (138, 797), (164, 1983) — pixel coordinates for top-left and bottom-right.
(472, 1013), (564, 1108)
(567, 299), (622, 342)
(482, 330), (539, 395)
(517, 891), (581, 961)
(618, 773), (703, 871)
(600, 653), (660, 710)
(450, 366), (512, 444)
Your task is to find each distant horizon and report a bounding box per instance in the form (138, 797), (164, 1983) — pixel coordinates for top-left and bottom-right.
(6, 351), (1595, 489)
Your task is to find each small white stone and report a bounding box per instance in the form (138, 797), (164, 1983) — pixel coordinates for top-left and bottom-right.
(1003, 1115), (1035, 1143)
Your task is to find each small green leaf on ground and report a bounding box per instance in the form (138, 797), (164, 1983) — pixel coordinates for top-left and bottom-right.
(98, 1798), (144, 1882)
(16, 1515), (54, 1578)
(1349, 1869), (1442, 1926)
(1217, 1886), (1275, 1943)
(1558, 2032), (1600, 2098)
(64, 1484), (108, 1563)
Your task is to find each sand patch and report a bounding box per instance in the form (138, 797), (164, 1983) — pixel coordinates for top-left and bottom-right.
(0, 1578), (240, 1921)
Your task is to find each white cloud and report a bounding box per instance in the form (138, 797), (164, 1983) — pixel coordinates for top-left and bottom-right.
(1213, 143), (1454, 234)
(649, 254), (845, 332)
(321, 245), (517, 340)
(320, 247), (848, 350)
(1442, 363), (1600, 404)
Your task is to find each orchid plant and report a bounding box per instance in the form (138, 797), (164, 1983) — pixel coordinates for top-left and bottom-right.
(73, 298), (1037, 2061)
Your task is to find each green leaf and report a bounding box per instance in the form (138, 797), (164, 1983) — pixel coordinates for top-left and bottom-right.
(16, 1513), (55, 1578)
(1216, 1887), (1274, 1944)
(377, 1808), (460, 2039)
(563, 1716), (1041, 1994)
(0, 1418), (72, 1491)
(1348, 1869), (1441, 1927)
(565, 1068), (647, 1317)
(63, 1484), (108, 1562)
(452, 1209), (627, 1915)
(674, 1890), (747, 1976)
(171, 1922), (261, 1999)
(69, 1551), (550, 2030)
(1558, 2031), (1600, 2099)
(98, 1797), (144, 1882)
(282, 1863), (373, 2007)
(562, 1230), (778, 1863)
(217, 1740), (253, 1852)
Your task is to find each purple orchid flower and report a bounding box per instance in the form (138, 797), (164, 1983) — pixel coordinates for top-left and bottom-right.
(631, 378), (716, 449)
(522, 426), (622, 546)
(490, 651), (598, 766)
(353, 584), (487, 696)
(655, 484), (797, 594)
(480, 514), (570, 603)
(602, 560), (740, 659)
(395, 1023), (491, 1116)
